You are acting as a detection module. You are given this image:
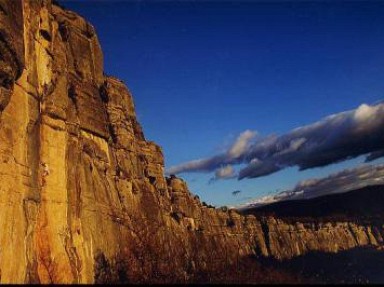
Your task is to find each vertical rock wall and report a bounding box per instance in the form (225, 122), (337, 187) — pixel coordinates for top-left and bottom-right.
(0, 0), (383, 283)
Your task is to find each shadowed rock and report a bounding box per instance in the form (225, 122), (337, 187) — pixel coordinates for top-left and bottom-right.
(0, 0), (24, 112)
(0, 0), (383, 284)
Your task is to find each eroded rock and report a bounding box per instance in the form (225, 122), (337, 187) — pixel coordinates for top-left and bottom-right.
(0, 0), (382, 284)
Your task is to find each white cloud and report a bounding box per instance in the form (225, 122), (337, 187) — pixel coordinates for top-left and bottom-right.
(238, 163), (384, 210)
(228, 130), (257, 159)
(215, 165), (236, 179)
(354, 103), (376, 122)
(166, 102), (384, 180)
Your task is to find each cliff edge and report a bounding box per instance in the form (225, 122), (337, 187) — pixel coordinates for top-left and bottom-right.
(0, 0), (383, 283)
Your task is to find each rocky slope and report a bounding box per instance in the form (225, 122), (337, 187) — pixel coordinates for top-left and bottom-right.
(0, 0), (383, 283)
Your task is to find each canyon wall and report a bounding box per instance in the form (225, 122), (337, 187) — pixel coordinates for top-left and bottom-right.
(0, 0), (383, 283)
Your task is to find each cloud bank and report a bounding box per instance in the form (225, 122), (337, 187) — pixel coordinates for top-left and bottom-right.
(167, 129), (257, 175)
(215, 165), (236, 179)
(238, 163), (384, 209)
(166, 102), (384, 180)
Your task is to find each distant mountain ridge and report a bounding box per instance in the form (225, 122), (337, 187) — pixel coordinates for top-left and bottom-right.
(240, 184), (384, 222)
(0, 0), (383, 283)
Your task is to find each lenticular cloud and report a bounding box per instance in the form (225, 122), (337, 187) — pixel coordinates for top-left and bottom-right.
(167, 102), (384, 180)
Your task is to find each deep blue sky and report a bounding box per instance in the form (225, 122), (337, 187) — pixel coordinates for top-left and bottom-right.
(63, 0), (384, 206)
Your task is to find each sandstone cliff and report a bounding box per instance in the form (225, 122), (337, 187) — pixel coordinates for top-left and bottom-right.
(0, 0), (383, 283)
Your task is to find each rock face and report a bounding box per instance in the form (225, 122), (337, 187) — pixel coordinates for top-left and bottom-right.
(0, 0), (383, 283)
(0, 0), (24, 113)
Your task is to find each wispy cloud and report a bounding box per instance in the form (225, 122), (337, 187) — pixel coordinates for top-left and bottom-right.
(167, 129), (257, 174)
(238, 163), (384, 209)
(208, 164), (237, 184)
(215, 165), (236, 179)
(166, 102), (384, 180)
(228, 130), (257, 158)
(232, 190), (241, 196)
(365, 149), (384, 162)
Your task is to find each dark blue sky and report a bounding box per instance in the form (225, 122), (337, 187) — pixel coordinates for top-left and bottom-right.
(64, 0), (384, 206)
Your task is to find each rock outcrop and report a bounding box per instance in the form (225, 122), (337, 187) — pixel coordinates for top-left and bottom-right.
(0, 0), (383, 283)
(0, 0), (24, 114)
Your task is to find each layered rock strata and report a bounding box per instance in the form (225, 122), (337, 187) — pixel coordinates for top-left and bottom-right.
(0, 0), (383, 283)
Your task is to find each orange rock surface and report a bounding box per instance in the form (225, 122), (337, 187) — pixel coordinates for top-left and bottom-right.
(0, 0), (382, 283)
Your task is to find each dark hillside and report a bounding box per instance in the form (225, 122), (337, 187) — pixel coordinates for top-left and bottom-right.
(241, 185), (384, 224)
